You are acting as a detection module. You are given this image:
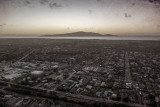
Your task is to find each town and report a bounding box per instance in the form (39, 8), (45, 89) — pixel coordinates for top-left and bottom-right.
(0, 39), (160, 107)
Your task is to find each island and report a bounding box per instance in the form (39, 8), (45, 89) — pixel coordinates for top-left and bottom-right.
(41, 31), (117, 37)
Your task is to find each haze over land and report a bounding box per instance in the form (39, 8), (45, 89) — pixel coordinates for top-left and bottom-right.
(0, 0), (160, 37)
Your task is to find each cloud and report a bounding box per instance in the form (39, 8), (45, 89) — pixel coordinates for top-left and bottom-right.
(157, 24), (160, 29)
(124, 13), (132, 18)
(49, 3), (63, 8)
(0, 24), (6, 27)
(0, 0), (64, 9)
(96, 0), (104, 2)
(0, 24), (6, 30)
(84, 27), (93, 30)
(132, 3), (136, 6)
(66, 27), (70, 30)
(137, 0), (160, 4)
(24, 0), (64, 8)
(89, 10), (93, 14)
(40, 0), (49, 5)
(23, 0), (35, 8)
(39, 0), (64, 8)
(127, 0), (160, 9)
(96, 0), (106, 4)
(26, 0), (31, 4)
(147, 0), (160, 4)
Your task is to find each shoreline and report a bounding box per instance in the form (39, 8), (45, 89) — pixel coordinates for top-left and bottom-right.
(0, 36), (160, 41)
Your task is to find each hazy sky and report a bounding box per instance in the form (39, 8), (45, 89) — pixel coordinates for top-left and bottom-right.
(0, 0), (160, 36)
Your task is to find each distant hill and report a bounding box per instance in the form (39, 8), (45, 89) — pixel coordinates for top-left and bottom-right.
(41, 31), (117, 37)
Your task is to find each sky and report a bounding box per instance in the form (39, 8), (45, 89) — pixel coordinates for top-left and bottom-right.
(0, 0), (160, 36)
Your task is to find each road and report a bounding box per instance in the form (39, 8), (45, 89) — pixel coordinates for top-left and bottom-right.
(0, 49), (36, 80)
(104, 51), (115, 66)
(0, 49), (36, 69)
(16, 49), (36, 62)
(52, 69), (76, 91)
(125, 52), (132, 82)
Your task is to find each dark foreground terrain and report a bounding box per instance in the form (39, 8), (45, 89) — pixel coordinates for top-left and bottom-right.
(0, 38), (160, 107)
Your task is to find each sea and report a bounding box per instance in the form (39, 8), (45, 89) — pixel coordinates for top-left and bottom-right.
(43, 36), (160, 40)
(0, 36), (160, 40)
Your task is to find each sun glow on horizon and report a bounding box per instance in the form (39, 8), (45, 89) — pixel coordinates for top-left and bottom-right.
(0, 0), (160, 36)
